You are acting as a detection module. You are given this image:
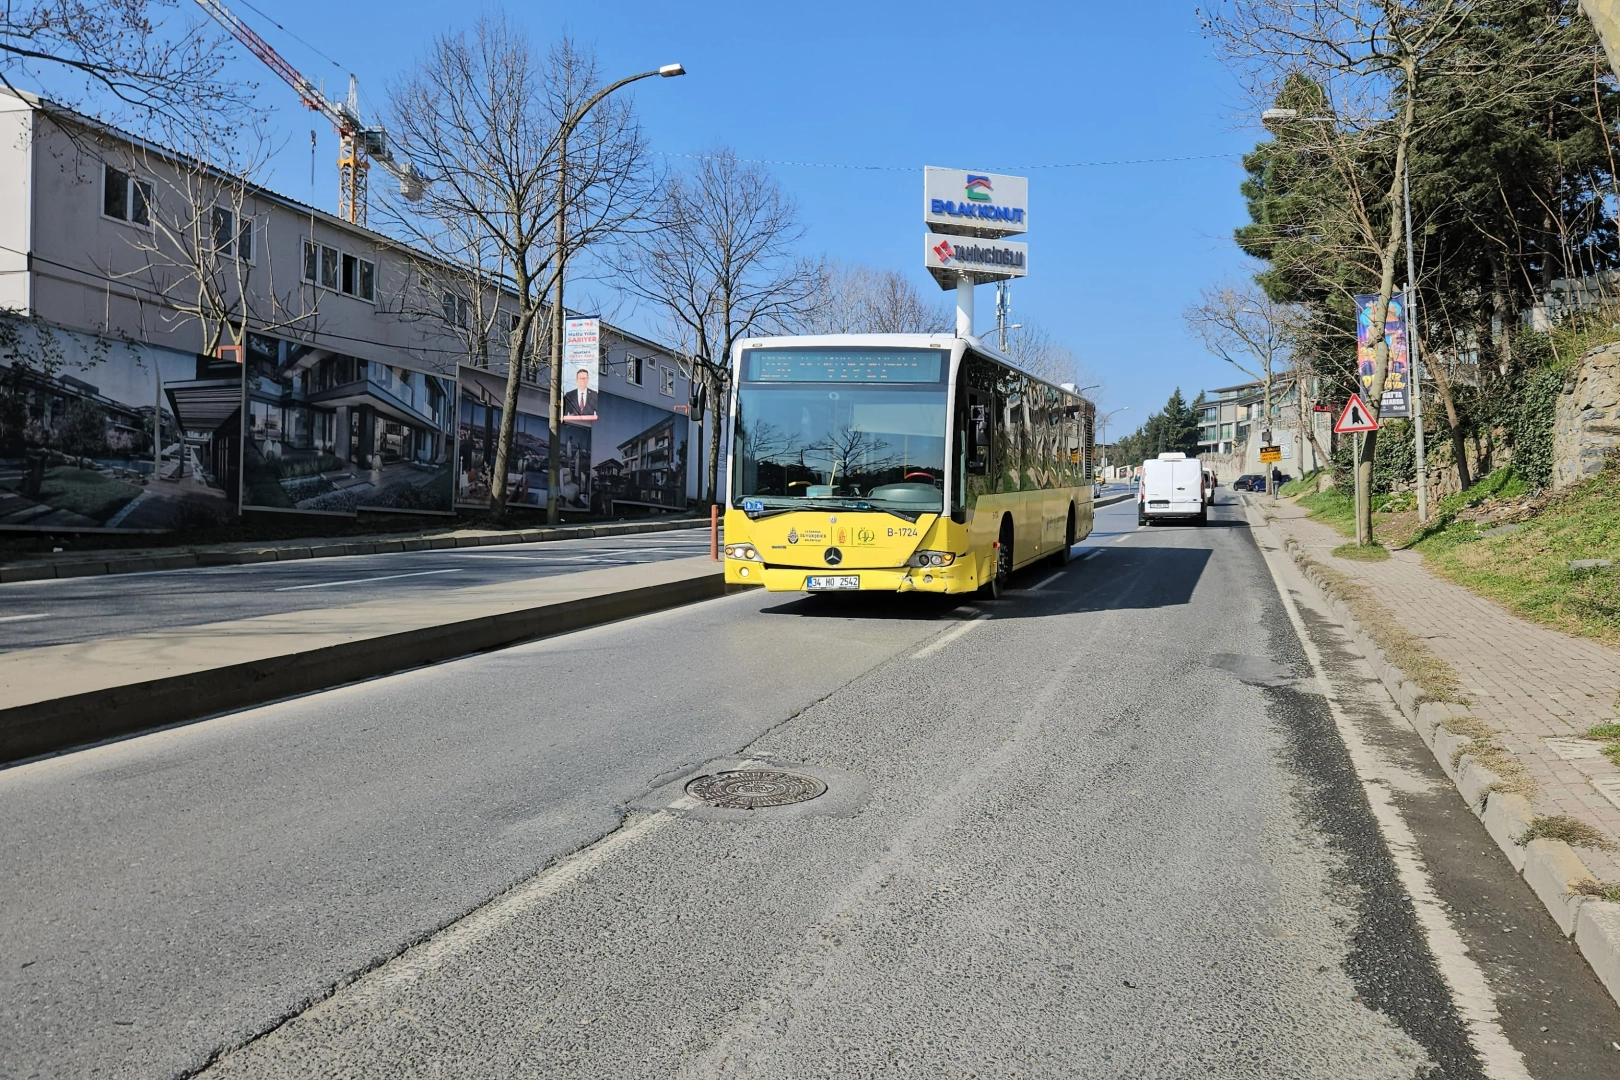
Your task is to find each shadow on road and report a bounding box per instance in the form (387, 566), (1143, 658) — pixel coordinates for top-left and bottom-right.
(753, 544), (1216, 620)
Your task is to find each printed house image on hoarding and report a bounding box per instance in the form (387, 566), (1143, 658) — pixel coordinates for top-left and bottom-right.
(1, 320), (241, 530)
(591, 410), (687, 513)
(456, 365), (592, 511)
(243, 333), (456, 515)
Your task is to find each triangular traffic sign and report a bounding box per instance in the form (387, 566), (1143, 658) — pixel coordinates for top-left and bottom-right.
(1334, 394), (1379, 434)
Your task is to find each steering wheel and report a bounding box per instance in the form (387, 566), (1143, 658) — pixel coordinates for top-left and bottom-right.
(903, 471), (934, 482)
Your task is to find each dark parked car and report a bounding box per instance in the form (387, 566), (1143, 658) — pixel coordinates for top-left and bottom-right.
(1233, 474), (1263, 491)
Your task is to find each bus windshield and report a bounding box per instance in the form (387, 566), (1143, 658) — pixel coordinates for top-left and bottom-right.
(732, 348), (948, 514)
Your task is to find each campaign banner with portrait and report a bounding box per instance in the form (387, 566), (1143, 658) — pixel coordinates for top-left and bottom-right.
(1356, 293), (1411, 419)
(562, 317), (600, 422)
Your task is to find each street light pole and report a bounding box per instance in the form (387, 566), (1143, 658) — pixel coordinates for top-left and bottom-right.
(547, 62), (685, 525)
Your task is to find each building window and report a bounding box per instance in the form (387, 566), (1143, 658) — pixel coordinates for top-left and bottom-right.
(320, 245), (339, 290)
(102, 164), (152, 225)
(599, 348), (610, 376)
(340, 253), (358, 295)
(442, 291), (469, 328)
(661, 367), (675, 396)
(357, 258), (374, 301)
(212, 208), (253, 261)
(626, 356), (643, 386)
(212, 207), (235, 257)
(302, 239), (318, 283)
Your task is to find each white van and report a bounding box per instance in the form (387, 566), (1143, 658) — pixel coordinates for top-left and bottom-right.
(1137, 453), (1207, 526)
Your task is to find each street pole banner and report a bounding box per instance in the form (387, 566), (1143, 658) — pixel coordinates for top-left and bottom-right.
(562, 317), (600, 422)
(1356, 293), (1411, 419)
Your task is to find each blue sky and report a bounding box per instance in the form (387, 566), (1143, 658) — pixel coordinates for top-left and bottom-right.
(193, 1), (1265, 430)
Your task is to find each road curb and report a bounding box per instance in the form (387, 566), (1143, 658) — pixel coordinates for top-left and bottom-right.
(0, 518), (711, 584)
(0, 570), (727, 765)
(1253, 507), (1620, 1009)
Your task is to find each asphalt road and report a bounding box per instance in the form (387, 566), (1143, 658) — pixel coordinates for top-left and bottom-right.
(0, 526), (717, 652)
(4, 495), (1617, 1079)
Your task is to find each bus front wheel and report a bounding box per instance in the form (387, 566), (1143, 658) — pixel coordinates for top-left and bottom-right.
(979, 520), (1012, 600)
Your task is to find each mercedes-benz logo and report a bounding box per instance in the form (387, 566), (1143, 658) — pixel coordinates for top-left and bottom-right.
(824, 547), (843, 566)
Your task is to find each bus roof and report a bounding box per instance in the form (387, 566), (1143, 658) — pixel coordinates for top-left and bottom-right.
(732, 332), (1089, 402)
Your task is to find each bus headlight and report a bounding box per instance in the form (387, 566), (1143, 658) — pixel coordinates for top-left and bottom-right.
(724, 544), (762, 562)
(907, 550), (956, 568)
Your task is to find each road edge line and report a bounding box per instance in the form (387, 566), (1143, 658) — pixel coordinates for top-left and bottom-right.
(1246, 499), (1532, 1079)
(1246, 498), (1620, 1012)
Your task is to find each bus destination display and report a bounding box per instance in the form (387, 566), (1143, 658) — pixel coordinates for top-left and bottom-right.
(744, 349), (943, 384)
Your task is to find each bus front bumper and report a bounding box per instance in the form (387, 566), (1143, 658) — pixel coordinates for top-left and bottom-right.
(726, 559), (980, 594)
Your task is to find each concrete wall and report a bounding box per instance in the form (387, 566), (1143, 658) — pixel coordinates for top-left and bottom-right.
(0, 95), (32, 315)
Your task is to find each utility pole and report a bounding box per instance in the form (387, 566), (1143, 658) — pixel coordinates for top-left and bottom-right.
(546, 63), (685, 525)
(1404, 171), (1428, 523)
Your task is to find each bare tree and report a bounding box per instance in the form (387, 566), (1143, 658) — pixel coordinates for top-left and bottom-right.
(800, 262), (951, 335)
(1004, 320), (1089, 388)
(1184, 281), (1296, 449)
(1, 1), (250, 136)
(622, 147), (818, 504)
(1205, 0), (1465, 541)
(383, 19), (651, 518)
(107, 126), (310, 357)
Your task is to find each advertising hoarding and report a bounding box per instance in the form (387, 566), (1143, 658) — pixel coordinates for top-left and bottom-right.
(923, 168), (1029, 238)
(1356, 294), (1412, 419)
(924, 232), (1028, 290)
(0, 319), (241, 531)
(242, 334), (457, 516)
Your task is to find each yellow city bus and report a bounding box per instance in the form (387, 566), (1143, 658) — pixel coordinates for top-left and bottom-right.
(721, 334), (1095, 598)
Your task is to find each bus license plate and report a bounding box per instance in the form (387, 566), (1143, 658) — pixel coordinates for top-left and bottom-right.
(806, 575), (859, 591)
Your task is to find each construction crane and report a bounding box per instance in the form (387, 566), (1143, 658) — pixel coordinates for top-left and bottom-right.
(193, 0), (422, 226)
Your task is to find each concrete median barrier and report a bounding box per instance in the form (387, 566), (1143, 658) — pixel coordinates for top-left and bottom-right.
(0, 559), (725, 765)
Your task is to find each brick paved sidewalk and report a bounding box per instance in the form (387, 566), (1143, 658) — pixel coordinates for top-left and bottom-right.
(1262, 496), (1620, 881)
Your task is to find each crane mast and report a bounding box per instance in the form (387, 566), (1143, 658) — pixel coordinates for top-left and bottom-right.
(192, 0), (420, 226)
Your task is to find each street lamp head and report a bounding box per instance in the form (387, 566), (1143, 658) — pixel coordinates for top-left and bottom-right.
(1261, 107), (1300, 124)
(659, 63), (686, 77)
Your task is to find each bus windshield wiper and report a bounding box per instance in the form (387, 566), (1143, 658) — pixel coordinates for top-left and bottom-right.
(795, 497), (925, 523)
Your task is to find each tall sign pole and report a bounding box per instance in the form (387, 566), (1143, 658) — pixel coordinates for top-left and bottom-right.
(923, 168), (1029, 341)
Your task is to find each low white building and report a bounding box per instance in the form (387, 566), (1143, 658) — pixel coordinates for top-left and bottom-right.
(0, 90), (704, 530)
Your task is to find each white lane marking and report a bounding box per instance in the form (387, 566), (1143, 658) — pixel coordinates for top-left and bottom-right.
(913, 613), (991, 659)
(352, 812), (673, 1001)
(1255, 525), (1533, 1080)
(1033, 570), (1064, 590)
(273, 569), (466, 592)
(1111, 533), (1131, 543)
(0, 612), (50, 623)
(1080, 549), (1102, 561)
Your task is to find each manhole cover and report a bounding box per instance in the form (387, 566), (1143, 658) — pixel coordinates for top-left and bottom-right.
(685, 770), (828, 809)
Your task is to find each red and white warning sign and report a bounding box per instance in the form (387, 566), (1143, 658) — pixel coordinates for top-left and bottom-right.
(1333, 394), (1379, 434)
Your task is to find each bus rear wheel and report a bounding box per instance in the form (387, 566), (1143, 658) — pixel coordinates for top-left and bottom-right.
(1053, 505), (1076, 566)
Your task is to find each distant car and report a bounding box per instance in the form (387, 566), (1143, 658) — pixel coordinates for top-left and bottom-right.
(1233, 474), (1263, 492)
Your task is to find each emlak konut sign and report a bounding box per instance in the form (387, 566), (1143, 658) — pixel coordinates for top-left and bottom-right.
(924, 167), (1028, 238)
(925, 232), (1028, 289)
